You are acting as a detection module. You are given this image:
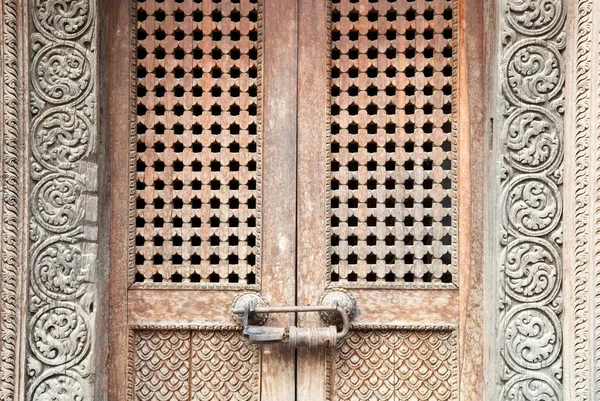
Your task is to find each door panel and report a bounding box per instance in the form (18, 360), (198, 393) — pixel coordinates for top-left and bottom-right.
(108, 0), (297, 399)
(133, 329), (259, 400)
(332, 329), (457, 400)
(110, 0), (481, 399)
(297, 0), (468, 399)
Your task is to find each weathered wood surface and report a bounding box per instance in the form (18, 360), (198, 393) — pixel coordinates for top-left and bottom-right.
(490, 0), (566, 399)
(8, 0), (577, 400)
(296, 0), (483, 400)
(109, 0), (297, 400)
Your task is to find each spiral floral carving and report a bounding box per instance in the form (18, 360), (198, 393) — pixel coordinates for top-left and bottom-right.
(29, 305), (90, 367)
(504, 176), (561, 236)
(504, 306), (560, 370)
(27, 0), (98, 398)
(31, 374), (85, 401)
(503, 239), (560, 303)
(32, 242), (88, 301)
(506, 0), (563, 36)
(505, 108), (561, 172)
(31, 43), (91, 105)
(33, 0), (92, 40)
(506, 41), (563, 104)
(497, 0), (564, 397)
(501, 376), (560, 401)
(32, 109), (93, 170)
(31, 175), (85, 233)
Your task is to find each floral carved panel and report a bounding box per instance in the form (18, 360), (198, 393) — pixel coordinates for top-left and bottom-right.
(495, 0), (566, 399)
(26, 0), (99, 399)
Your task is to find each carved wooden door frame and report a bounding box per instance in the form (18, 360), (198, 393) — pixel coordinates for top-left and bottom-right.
(0, 0), (597, 400)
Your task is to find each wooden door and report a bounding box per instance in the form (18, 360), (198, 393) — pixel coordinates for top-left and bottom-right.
(296, 0), (483, 400)
(107, 0), (483, 399)
(107, 0), (298, 400)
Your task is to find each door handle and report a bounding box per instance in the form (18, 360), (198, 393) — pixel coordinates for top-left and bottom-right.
(231, 290), (356, 348)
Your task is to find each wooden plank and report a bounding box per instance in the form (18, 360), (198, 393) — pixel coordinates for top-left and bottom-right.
(296, 0), (330, 399)
(107, 0), (132, 399)
(259, 0), (298, 400)
(128, 289), (243, 326)
(350, 289), (459, 326)
(457, 0), (485, 399)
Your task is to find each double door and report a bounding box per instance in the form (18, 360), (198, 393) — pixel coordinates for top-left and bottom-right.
(107, 0), (483, 399)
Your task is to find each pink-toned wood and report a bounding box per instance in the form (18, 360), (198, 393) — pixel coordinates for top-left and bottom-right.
(128, 290), (244, 326)
(109, 0), (484, 399)
(297, 0), (483, 400)
(351, 288), (459, 326)
(107, 1), (133, 400)
(259, 0), (298, 398)
(297, 0), (330, 398)
(134, 0), (262, 286)
(328, 0), (457, 286)
(456, 0), (485, 399)
(108, 0), (297, 400)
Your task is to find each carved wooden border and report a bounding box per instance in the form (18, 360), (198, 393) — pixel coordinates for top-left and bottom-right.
(494, 1), (566, 399)
(0, 0), (24, 399)
(569, 0), (600, 399)
(25, 1), (99, 399)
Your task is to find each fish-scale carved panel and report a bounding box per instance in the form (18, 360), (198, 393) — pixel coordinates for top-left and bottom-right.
(328, 0), (457, 286)
(331, 330), (457, 401)
(133, 329), (259, 401)
(191, 330), (259, 401)
(134, 330), (191, 401)
(134, 0), (262, 285)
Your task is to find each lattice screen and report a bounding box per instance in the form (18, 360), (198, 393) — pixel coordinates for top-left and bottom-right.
(134, 0), (261, 285)
(328, 0), (457, 285)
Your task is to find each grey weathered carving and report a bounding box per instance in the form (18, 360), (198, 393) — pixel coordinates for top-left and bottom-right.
(0, 0), (24, 399)
(496, 0), (565, 398)
(26, 0), (98, 399)
(571, 0), (600, 399)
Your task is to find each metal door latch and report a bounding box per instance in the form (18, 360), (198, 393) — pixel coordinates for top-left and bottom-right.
(231, 290), (356, 348)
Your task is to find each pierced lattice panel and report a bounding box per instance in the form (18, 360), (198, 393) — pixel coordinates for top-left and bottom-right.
(328, 0), (457, 286)
(134, 0), (262, 285)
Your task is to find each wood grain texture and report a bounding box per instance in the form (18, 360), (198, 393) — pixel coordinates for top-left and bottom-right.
(128, 289), (243, 326)
(134, 0), (262, 287)
(109, 1), (298, 400)
(259, 0), (297, 398)
(328, 0), (458, 286)
(297, 1), (470, 400)
(456, 0), (485, 398)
